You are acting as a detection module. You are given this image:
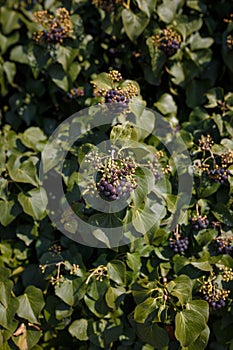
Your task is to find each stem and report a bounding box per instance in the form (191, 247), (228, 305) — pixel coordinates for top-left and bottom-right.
(196, 203), (200, 216)
(122, 0), (130, 9)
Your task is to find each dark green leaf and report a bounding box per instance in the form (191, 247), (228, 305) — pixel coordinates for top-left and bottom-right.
(17, 286), (45, 324)
(122, 9), (149, 42)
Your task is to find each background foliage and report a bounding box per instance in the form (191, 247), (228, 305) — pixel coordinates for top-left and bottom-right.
(0, 0), (233, 349)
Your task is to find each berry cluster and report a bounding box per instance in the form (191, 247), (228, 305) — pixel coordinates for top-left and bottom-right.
(33, 8), (73, 45)
(214, 237), (233, 255)
(208, 167), (230, 184)
(198, 134), (214, 152)
(152, 29), (181, 57)
(105, 89), (130, 105)
(221, 150), (233, 166)
(200, 270), (232, 310)
(189, 215), (209, 230)
(202, 294), (226, 309)
(146, 151), (171, 181)
(67, 87), (84, 99)
(96, 156), (138, 201)
(169, 236), (189, 253)
(108, 70), (122, 82)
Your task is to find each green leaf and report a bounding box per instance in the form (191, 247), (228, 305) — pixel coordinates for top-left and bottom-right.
(134, 0), (157, 17)
(175, 309), (206, 347)
(69, 318), (89, 341)
(17, 286), (45, 324)
(197, 182), (220, 198)
(105, 286), (125, 309)
(0, 32), (20, 55)
(107, 260), (126, 285)
(132, 167), (154, 207)
(187, 326), (210, 350)
(122, 9), (149, 42)
(0, 200), (16, 226)
(189, 32), (214, 50)
(10, 45), (29, 64)
(134, 297), (157, 323)
(135, 322), (169, 349)
(154, 93), (177, 115)
(90, 72), (113, 90)
(7, 155), (39, 187)
(186, 79), (211, 108)
(0, 280), (14, 308)
(132, 204), (161, 234)
(157, 0), (184, 24)
(18, 188), (48, 221)
(0, 297), (18, 329)
(146, 37), (166, 83)
(56, 46), (78, 72)
(212, 114), (223, 134)
(212, 203), (233, 226)
(48, 65), (69, 91)
(186, 300), (209, 322)
(3, 61), (16, 86)
(19, 127), (47, 152)
(169, 62), (185, 86)
(69, 61), (81, 82)
(190, 259), (212, 272)
(195, 229), (217, 247)
(0, 8), (21, 34)
(55, 278), (86, 306)
(126, 252), (141, 273)
(167, 275), (192, 305)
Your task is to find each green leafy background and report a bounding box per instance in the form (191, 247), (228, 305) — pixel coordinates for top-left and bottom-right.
(0, 0), (233, 349)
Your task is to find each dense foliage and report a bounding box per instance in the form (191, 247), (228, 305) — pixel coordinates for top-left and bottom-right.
(0, 0), (233, 349)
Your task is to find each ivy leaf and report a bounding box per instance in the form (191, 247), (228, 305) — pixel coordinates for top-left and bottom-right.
(189, 32), (214, 50)
(154, 93), (178, 115)
(48, 64), (69, 91)
(17, 286), (45, 324)
(167, 275), (192, 305)
(69, 318), (89, 340)
(0, 8), (21, 34)
(157, 0), (184, 24)
(19, 127), (47, 152)
(186, 300), (209, 323)
(3, 61), (16, 86)
(132, 204), (159, 234)
(187, 326), (210, 350)
(146, 37), (166, 83)
(10, 45), (29, 64)
(135, 322), (169, 349)
(212, 203), (233, 226)
(0, 297), (18, 329)
(55, 278), (87, 306)
(90, 72), (113, 90)
(134, 297), (158, 323)
(107, 260), (126, 285)
(0, 280), (14, 307)
(7, 155), (39, 187)
(105, 286), (125, 309)
(175, 309), (206, 347)
(0, 200), (16, 226)
(134, 0), (157, 18)
(122, 9), (149, 42)
(18, 188), (48, 221)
